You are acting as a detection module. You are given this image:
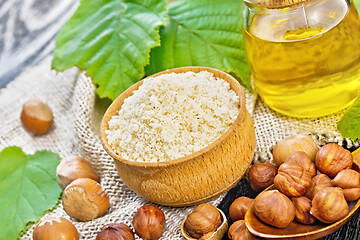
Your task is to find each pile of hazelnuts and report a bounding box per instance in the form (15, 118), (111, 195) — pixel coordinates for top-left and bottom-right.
(183, 134), (360, 240)
(227, 134), (360, 239)
(21, 99), (166, 240)
(33, 155), (166, 240)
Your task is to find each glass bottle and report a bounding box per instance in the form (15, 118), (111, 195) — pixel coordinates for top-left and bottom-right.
(243, 0), (360, 118)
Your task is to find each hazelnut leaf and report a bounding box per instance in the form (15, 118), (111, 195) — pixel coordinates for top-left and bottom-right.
(0, 146), (61, 240)
(52, 0), (168, 100)
(337, 96), (360, 141)
(145, 0), (251, 90)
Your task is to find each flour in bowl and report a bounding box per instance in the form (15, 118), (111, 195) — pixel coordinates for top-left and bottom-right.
(105, 71), (240, 162)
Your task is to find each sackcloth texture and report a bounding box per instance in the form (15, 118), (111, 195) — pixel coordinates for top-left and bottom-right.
(0, 56), (357, 239)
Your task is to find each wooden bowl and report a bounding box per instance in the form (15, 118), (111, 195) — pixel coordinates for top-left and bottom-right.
(100, 66), (256, 207)
(245, 185), (360, 240)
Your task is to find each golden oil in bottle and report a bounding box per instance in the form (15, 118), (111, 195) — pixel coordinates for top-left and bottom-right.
(243, 0), (360, 118)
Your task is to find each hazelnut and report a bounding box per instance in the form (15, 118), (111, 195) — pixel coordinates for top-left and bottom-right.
(228, 220), (258, 240)
(62, 178), (109, 221)
(284, 151), (316, 177)
(292, 197), (315, 225)
(332, 169), (360, 201)
(184, 203), (221, 239)
(342, 188), (360, 202)
(274, 162), (312, 197)
(21, 98), (53, 135)
(315, 143), (353, 178)
(56, 156), (100, 190)
(33, 216), (79, 240)
(96, 223), (135, 240)
(310, 187), (349, 223)
(229, 197), (254, 221)
(253, 190), (295, 228)
(273, 134), (319, 166)
(248, 162), (277, 192)
(133, 205), (165, 240)
(304, 174), (333, 200)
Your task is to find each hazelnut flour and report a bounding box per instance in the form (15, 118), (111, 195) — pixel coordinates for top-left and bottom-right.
(105, 71), (240, 162)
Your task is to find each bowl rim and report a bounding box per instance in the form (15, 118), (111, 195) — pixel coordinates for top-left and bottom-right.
(100, 66), (247, 167)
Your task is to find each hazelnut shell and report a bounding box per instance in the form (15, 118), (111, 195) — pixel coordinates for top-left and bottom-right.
(133, 205), (165, 240)
(21, 98), (53, 135)
(56, 156), (100, 190)
(96, 223), (135, 240)
(33, 216), (79, 240)
(62, 178), (109, 221)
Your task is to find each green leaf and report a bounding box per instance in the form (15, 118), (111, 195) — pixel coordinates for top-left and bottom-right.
(0, 147), (61, 240)
(52, 0), (168, 100)
(145, 0), (251, 89)
(338, 97), (360, 141)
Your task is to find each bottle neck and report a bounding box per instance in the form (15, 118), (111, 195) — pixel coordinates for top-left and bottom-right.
(243, 0), (350, 42)
(244, 0), (309, 9)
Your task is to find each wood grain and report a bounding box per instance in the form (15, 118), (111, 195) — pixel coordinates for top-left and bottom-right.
(100, 66), (256, 206)
(0, 0), (77, 88)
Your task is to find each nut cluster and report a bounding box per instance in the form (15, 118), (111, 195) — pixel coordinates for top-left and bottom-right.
(32, 142), (166, 239)
(248, 135), (360, 231)
(56, 156), (110, 222)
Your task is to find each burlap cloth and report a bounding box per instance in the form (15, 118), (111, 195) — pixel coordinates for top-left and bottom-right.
(0, 57), (357, 239)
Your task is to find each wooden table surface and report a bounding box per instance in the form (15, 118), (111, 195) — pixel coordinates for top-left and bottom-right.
(0, 0), (77, 88)
(0, 1), (359, 239)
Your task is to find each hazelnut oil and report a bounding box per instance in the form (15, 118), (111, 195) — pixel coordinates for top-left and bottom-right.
(243, 0), (360, 117)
